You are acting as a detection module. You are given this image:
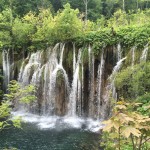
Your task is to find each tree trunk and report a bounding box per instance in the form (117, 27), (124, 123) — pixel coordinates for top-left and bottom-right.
(83, 0), (88, 28)
(146, 0), (148, 9)
(130, 134), (136, 150)
(123, 0), (125, 11)
(137, 0), (139, 10)
(138, 134), (143, 150)
(9, 0), (13, 26)
(85, 0), (87, 23)
(118, 127), (121, 150)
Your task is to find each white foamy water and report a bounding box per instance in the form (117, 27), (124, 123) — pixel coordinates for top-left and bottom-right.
(68, 49), (82, 116)
(2, 50), (10, 89)
(117, 43), (122, 61)
(11, 111), (103, 132)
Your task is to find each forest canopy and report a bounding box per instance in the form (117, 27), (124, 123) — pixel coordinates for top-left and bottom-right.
(0, 1), (150, 52)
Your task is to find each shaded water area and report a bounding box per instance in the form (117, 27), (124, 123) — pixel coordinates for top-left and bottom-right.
(0, 123), (101, 150)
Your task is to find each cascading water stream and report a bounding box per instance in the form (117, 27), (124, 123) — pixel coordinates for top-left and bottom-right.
(2, 50), (10, 90)
(131, 46), (136, 67)
(48, 45), (64, 103)
(19, 51), (42, 85)
(68, 49), (82, 117)
(110, 57), (127, 99)
(97, 50), (105, 119)
(110, 57), (127, 79)
(110, 44), (123, 100)
(43, 44), (59, 112)
(17, 43), (70, 115)
(73, 43), (76, 74)
(88, 44), (91, 70)
(81, 62), (84, 116)
(88, 45), (95, 118)
(46, 43), (70, 115)
(140, 44), (148, 62)
(117, 43), (122, 61)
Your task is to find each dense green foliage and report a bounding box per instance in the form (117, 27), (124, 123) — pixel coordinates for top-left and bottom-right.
(1, 0), (150, 20)
(0, 3), (84, 50)
(0, 80), (36, 131)
(115, 62), (150, 99)
(0, 3), (150, 53)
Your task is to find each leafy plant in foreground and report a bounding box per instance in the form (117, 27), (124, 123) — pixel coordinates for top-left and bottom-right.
(0, 80), (36, 131)
(101, 101), (150, 150)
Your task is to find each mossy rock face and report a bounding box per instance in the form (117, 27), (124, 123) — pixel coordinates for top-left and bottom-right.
(0, 52), (2, 67)
(28, 65), (37, 82)
(55, 69), (68, 116)
(82, 48), (89, 65)
(56, 69), (64, 87)
(41, 66), (46, 83)
(66, 50), (73, 69)
(40, 50), (47, 65)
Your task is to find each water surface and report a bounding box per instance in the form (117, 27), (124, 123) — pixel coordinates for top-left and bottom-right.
(0, 123), (101, 150)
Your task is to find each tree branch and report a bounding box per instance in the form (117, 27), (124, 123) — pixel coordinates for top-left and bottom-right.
(138, 134), (143, 150)
(142, 137), (150, 145)
(130, 134), (135, 150)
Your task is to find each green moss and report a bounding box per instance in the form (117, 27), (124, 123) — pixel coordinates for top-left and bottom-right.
(56, 70), (64, 87)
(0, 52), (3, 67)
(115, 62), (150, 99)
(79, 64), (82, 81)
(75, 24), (150, 56)
(66, 50), (73, 68)
(82, 48), (88, 64)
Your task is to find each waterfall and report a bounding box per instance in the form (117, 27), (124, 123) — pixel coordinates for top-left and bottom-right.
(140, 44), (148, 62)
(131, 46), (136, 67)
(105, 43), (122, 100)
(43, 44), (59, 114)
(2, 50), (10, 90)
(59, 43), (65, 65)
(77, 78), (82, 116)
(73, 43), (76, 74)
(88, 45), (95, 118)
(117, 43), (122, 61)
(68, 49), (82, 116)
(17, 43), (70, 115)
(18, 55), (30, 82)
(47, 43), (70, 115)
(112, 57), (127, 76)
(97, 50), (105, 119)
(88, 44), (92, 69)
(81, 62), (84, 116)
(7, 41), (132, 122)
(19, 51), (42, 85)
(110, 57), (127, 99)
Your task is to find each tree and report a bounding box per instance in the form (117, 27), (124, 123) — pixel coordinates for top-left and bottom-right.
(54, 3), (82, 41)
(32, 8), (55, 47)
(123, 0), (125, 11)
(82, 0), (89, 25)
(0, 8), (12, 48)
(61, 0), (102, 21)
(12, 17), (35, 49)
(107, 9), (128, 28)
